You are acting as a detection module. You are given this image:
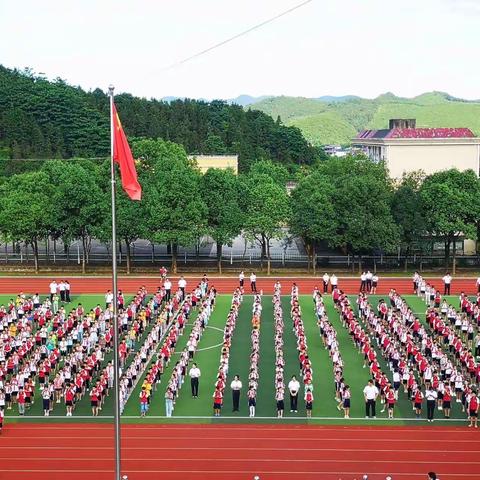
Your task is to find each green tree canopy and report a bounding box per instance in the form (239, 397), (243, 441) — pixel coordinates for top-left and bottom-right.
(137, 139), (207, 273)
(290, 172), (337, 273)
(243, 173), (291, 274)
(200, 168), (244, 273)
(420, 168), (480, 270)
(0, 171), (54, 272)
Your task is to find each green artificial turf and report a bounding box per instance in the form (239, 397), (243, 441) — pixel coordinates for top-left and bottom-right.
(3, 293), (473, 425)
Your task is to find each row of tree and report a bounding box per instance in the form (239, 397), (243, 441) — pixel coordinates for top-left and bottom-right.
(0, 66), (319, 173)
(0, 138), (478, 274)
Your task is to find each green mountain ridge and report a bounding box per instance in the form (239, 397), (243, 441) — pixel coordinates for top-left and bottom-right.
(249, 92), (480, 145)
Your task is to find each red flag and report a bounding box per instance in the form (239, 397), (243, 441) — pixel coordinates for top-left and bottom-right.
(112, 102), (142, 200)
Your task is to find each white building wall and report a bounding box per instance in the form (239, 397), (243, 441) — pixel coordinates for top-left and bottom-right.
(386, 143), (479, 178)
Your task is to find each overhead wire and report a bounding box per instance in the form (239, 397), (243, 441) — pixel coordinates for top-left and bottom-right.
(160, 0), (314, 71)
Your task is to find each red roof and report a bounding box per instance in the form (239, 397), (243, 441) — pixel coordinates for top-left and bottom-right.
(356, 127), (475, 140)
(388, 128), (475, 139)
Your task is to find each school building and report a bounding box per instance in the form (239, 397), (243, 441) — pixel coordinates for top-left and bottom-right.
(189, 155), (239, 174)
(353, 119), (480, 178)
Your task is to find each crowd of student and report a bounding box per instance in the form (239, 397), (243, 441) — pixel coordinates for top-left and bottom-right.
(212, 288), (243, 416)
(136, 288), (187, 417)
(273, 283), (286, 418)
(0, 284), (153, 423)
(335, 284), (480, 425)
(161, 289), (215, 417)
(119, 287), (171, 414)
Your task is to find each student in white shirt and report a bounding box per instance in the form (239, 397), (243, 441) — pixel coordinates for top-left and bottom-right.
(239, 271), (245, 288)
(363, 379), (379, 418)
(178, 276), (187, 300)
(288, 375), (300, 413)
(250, 273), (257, 293)
(371, 274), (379, 294)
(322, 273), (330, 293)
(49, 280), (58, 302)
(105, 290), (114, 308)
(58, 281), (66, 302)
(442, 273), (452, 295)
(164, 279), (172, 302)
(360, 272), (367, 293)
(230, 375), (242, 411)
(189, 363), (201, 398)
(330, 274), (338, 290)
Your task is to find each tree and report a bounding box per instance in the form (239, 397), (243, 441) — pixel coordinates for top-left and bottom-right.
(0, 171), (54, 272)
(243, 173), (291, 274)
(317, 155), (399, 270)
(290, 173), (337, 274)
(392, 171), (426, 270)
(249, 159), (289, 186)
(137, 139), (207, 273)
(420, 168), (480, 272)
(41, 160), (105, 273)
(200, 168), (243, 273)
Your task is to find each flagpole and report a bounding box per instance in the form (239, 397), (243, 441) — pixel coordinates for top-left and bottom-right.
(108, 84), (122, 480)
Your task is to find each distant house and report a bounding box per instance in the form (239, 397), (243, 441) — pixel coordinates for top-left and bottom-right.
(189, 155), (238, 174)
(353, 119), (480, 178)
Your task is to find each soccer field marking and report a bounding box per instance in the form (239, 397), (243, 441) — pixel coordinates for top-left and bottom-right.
(172, 325), (224, 354)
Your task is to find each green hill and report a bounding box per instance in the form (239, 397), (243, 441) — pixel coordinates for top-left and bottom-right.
(250, 92), (480, 146)
(0, 65), (317, 172)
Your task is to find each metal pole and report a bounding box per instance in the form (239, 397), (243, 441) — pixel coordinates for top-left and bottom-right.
(109, 85), (122, 480)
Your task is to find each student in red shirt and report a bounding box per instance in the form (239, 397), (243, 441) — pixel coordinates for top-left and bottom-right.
(17, 388), (26, 416)
(442, 386), (452, 419)
(468, 391), (479, 428)
(90, 388), (99, 416)
(0, 408), (4, 433)
(213, 387), (223, 417)
(305, 389), (314, 418)
(386, 388), (396, 419)
(139, 387), (149, 417)
(414, 388), (424, 419)
(65, 384), (75, 417)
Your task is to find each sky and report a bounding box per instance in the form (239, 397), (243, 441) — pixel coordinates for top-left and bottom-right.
(1, 0), (478, 100)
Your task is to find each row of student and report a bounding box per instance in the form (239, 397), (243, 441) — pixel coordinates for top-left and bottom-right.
(273, 283), (286, 418)
(312, 287), (351, 418)
(290, 284), (314, 416)
(212, 289), (243, 416)
(245, 293), (262, 417)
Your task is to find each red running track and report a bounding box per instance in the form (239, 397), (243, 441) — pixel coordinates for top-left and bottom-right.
(0, 276), (477, 295)
(0, 424), (478, 480)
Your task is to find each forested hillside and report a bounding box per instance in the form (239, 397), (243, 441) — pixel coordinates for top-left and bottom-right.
(0, 66), (317, 172)
(251, 92), (480, 145)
